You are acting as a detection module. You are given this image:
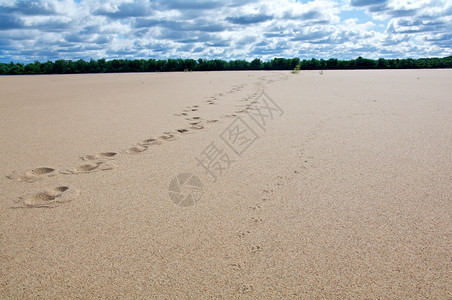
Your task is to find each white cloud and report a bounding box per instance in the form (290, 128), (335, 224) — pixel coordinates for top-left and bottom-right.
(0, 0), (450, 62)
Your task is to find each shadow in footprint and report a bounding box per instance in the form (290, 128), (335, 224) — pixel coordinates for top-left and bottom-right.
(12, 186), (80, 208)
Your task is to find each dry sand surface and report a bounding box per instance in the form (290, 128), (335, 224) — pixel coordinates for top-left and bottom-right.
(0, 70), (451, 298)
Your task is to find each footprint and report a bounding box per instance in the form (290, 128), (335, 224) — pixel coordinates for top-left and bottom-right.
(81, 154), (98, 161)
(237, 230), (251, 238)
(251, 217), (263, 223)
(12, 186), (80, 208)
(250, 245), (262, 254)
(125, 145), (148, 154)
(60, 162), (116, 174)
(30, 167), (55, 175)
(81, 152), (118, 161)
(176, 128), (189, 134)
(229, 263), (244, 271)
(249, 205), (261, 210)
(99, 152), (118, 159)
(206, 119), (218, 124)
(6, 167), (56, 183)
(140, 138), (161, 146)
(237, 283), (254, 294)
(189, 121), (202, 125)
(192, 116), (201, 120)
(159, 133), (177, 141)
(189, 125), (204, 130)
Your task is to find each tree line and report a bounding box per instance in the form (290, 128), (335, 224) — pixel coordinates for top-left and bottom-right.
(1, 56), (451, 75)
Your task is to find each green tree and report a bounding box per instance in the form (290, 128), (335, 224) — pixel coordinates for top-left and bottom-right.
(250, 58), (263, 70)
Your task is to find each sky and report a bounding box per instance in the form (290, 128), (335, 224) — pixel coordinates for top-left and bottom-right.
(0, 0), (451, 63)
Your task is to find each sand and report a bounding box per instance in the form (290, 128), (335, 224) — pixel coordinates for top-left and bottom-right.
(0, 70), (451, 298)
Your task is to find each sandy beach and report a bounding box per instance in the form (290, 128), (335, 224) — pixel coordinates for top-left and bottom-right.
(0, 70), (451, 298)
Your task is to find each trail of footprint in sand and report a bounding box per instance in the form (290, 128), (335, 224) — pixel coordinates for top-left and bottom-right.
(5, 82), (245, 203)
(12, 75), (279, 176)
(12, 186), (80, 209)
(6, 167), (57, 183)
(176, 82), (251, 117)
